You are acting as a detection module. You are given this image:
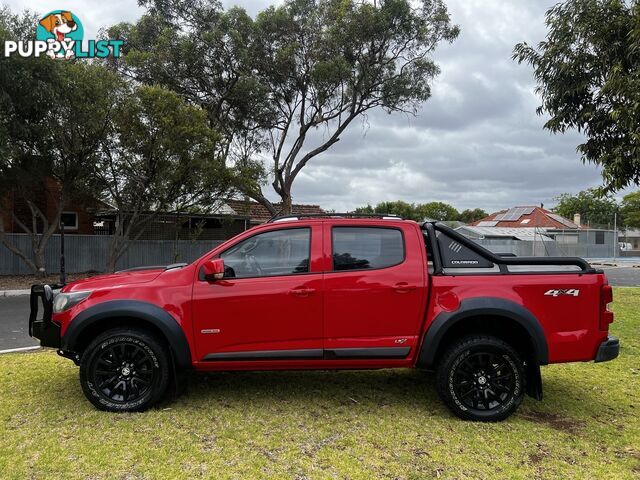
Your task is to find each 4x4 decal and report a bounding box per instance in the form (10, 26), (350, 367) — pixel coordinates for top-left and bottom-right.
(544, 288), (580, 297)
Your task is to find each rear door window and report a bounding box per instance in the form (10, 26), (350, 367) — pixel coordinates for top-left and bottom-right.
(332, 227), (404, 271)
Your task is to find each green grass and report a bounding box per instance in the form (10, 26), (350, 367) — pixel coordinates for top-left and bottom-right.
(1, 289), (639, 479)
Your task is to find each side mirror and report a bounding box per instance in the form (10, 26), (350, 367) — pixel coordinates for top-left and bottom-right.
(202, 258), (225, 281)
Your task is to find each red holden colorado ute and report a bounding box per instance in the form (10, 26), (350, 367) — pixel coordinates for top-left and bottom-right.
(29, 215), (619, 421)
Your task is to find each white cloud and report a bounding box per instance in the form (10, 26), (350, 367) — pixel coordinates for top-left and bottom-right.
(3, 0), (144, 37)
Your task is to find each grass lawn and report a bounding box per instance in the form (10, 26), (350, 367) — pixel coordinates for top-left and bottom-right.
(0, 289), (638, 479)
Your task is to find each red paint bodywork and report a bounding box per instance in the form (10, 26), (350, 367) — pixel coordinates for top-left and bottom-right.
(55, 219), (613, 371)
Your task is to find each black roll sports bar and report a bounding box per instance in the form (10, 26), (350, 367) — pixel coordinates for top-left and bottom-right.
(422, 221), (597, 275)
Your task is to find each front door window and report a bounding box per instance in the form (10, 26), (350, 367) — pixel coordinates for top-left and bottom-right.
(220, 228), (311, 278)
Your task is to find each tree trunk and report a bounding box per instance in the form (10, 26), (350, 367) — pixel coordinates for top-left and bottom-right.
(280, 193), (293, 215)
(243, 189), (278, 216)
(34, 247), (47, 278)
(106, 255), (118, 273)
(105, 211), (155, 272)
(0, 229), (39, 275)
(106, 214), (125, 273)
(1, 200), (63, 277)
(106, 237), (123, 273)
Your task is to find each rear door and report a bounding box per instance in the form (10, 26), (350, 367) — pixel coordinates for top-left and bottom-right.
(322, 222), (427, 360)
(192, 223), (324, 362)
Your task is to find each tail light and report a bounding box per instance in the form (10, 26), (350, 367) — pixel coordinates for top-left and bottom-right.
(600, 284), (614, 330)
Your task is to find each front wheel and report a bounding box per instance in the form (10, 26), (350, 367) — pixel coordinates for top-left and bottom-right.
(436, 335), (525, 422)
(79, 328), (170, 412)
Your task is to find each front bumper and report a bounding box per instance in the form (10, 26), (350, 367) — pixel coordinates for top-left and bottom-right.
(29, 284), (61, 349)
(595, 336), (620, 363)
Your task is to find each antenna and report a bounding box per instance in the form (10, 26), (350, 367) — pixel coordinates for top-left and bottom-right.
(267, 206), (286, 223)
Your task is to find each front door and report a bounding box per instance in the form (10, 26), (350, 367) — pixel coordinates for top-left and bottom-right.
(192, 224), (324, 362)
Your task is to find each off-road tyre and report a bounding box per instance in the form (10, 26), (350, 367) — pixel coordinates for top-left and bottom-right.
(79, 328), (170, 412)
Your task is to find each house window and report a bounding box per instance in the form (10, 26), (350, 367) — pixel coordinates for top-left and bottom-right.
(595, 231), (605, 245)
(555, 234), (578, 244)
(188, 217), (223, 229)
(61, 212), (78, 230)
(520, 219), (530, 224)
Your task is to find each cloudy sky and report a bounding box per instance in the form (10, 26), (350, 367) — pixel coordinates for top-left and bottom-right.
(4, 0), (620, 213)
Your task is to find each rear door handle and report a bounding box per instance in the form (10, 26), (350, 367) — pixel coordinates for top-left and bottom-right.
(394, 282), (416, 293)
(289, 287), (316, 297)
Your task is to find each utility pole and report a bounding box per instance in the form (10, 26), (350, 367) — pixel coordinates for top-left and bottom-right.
(59, 221), (66, 286)
(613, 212), (617, 261)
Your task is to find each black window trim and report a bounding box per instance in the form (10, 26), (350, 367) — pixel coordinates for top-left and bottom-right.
(329, 225), (406, 273)
(211, 226), (314, 281)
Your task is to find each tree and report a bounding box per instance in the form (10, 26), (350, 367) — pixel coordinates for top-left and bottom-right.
(621, 191), (640, 229)
(355, 201), (422, 221)
(553, 188), (619, 228)
(109, 0), (459, 214)
(513, 0), (640, 192)
(354, 200), (460, 221)
(0, 14), (120, 275)
(458, 208), (487, 224)
(98, 85), (232, 272)
(417, 201), (459, 221)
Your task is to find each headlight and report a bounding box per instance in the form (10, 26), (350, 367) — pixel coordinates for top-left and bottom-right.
(53, 291), (92, 313)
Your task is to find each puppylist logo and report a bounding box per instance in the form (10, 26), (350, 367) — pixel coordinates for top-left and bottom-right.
(3, 10), (123, 59)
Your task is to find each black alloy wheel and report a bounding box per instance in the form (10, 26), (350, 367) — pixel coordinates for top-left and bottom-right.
(436, 335), (525, 421)
(451, 351), (515, 411)
(93, 342), (155, 402)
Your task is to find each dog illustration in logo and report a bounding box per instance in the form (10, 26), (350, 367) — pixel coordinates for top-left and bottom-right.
(39, 11), (77, 59)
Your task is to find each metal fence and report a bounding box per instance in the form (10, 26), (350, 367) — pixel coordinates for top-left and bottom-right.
(474, 237), (616, 259)
(0, 230), (621, 276)
(0, 234), (223, 275)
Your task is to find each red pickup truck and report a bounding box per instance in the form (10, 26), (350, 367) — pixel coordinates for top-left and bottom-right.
(29, 215), (619, 421)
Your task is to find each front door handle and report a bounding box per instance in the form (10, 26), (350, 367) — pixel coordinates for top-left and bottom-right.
(394, 282), (416, 293)
(289, 287), (316, 297)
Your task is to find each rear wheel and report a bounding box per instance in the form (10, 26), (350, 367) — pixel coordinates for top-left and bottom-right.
(436, 335), (525, 421)
(79, 328), (170, 412)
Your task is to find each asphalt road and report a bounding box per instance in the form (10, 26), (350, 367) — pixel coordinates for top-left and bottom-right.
(0, 295), (39, 351)
(1, 266), (639, 352)
(599, 266), (640, 287)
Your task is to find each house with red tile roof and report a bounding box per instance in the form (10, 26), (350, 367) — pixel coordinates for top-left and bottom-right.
(223, 199), (324, 225)
(471, 206), (580, 229)
(459, 205), (618, 258)
(93, 200), (325, 240)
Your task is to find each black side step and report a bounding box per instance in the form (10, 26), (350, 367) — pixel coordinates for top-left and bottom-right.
(324, 347), (410, 359)
(202, 347), (411, 361)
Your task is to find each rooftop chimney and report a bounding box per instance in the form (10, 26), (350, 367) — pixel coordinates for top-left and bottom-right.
(573, 213), (581, 227)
